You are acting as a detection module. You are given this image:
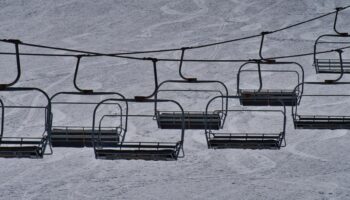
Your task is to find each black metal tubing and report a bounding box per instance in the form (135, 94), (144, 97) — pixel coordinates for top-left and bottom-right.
(291, 82), (305, 120)
(134, 58), (159, 100)
(0, 87), (52, 155)
(92, 99), (129, 147)
(324, 49), (345, 83)
(92, 98), (185, 158)
(0, 5), (346, 59)
(239, 69), (301, 89)
(259, 32), (275, 63)
(205, 95), (287, 148)
(257, 62), (263, 91)
(178, 47), (197, 81)
(98, 113), (123, 136)
(334, 7), (349, 36)
(0, 40), (22, 88)
(50, 91), (126, 102)
(98, 107), (125, 143)
(155, 79), (229, 127)
(73, 55), (93, 93)
(0, 6), (346, 64)
(0, 99), (4, 140)
(237, 61), (305, 98)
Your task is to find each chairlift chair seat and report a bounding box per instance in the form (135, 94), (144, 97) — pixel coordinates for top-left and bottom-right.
(239, 89), (298, 106)
(157, 112), (221, 130)
(0, 137), (48, 158)
(51, 127), (120, 147)
(294, 115), (350, 129)
(92, 98), (185, 161)
(315, 59), (350, 73)
(94, 142), (180, 160)
(207, 133), (282, 149)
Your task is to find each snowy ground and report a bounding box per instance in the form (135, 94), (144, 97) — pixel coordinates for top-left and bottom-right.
(1, 0), (350, 199)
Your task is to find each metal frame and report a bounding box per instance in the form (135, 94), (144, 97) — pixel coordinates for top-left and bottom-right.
(49, 54), (128, 148)
(134, 58), (159, 100)
(258, 31), (276, 63)
(0, 40), (22, 88)
(0, 99), (4, 141)
(134, 51), (198, 100)
(237, 60), (305, 106)
(155, 80), (229, 129)
(313, 8), (350, 75)
(314, 38), (349, 76)
(92, 98), (185, 161)
(50, 91), (127, 148)
(178, 47), (197, 81)
(0, 87), (52, 158)
(133, 56), (229, 130)
(292, 81), (350, 129)
(205, 95), (287, 149)
(73, 55), (93, 93)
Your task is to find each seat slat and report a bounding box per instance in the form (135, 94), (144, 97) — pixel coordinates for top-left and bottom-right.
(0, 140), (43, 145)
(52, 128), (118, 135)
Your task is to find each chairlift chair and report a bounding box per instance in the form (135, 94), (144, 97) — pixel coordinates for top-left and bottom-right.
(294, 45), (350, 129)
(314, 8), (350, 74)
(50, 91), (126, 148)
(292, 82), (350, 129)
(0, 42), (51, 158)
(237, 61), (304, 106)
(137, 56), (228, 130)
(0, 87), (52, 158)
(155, 80), (228, 130)
(92, 98), (185, 161)
(205, 96), (287, 149)
(50, 55), (127, 147)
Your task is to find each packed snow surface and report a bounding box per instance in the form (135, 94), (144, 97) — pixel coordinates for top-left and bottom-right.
(0, 0), (350, 199)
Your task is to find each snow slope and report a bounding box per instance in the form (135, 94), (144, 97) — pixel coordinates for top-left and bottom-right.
(0, 0), (350, 199)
